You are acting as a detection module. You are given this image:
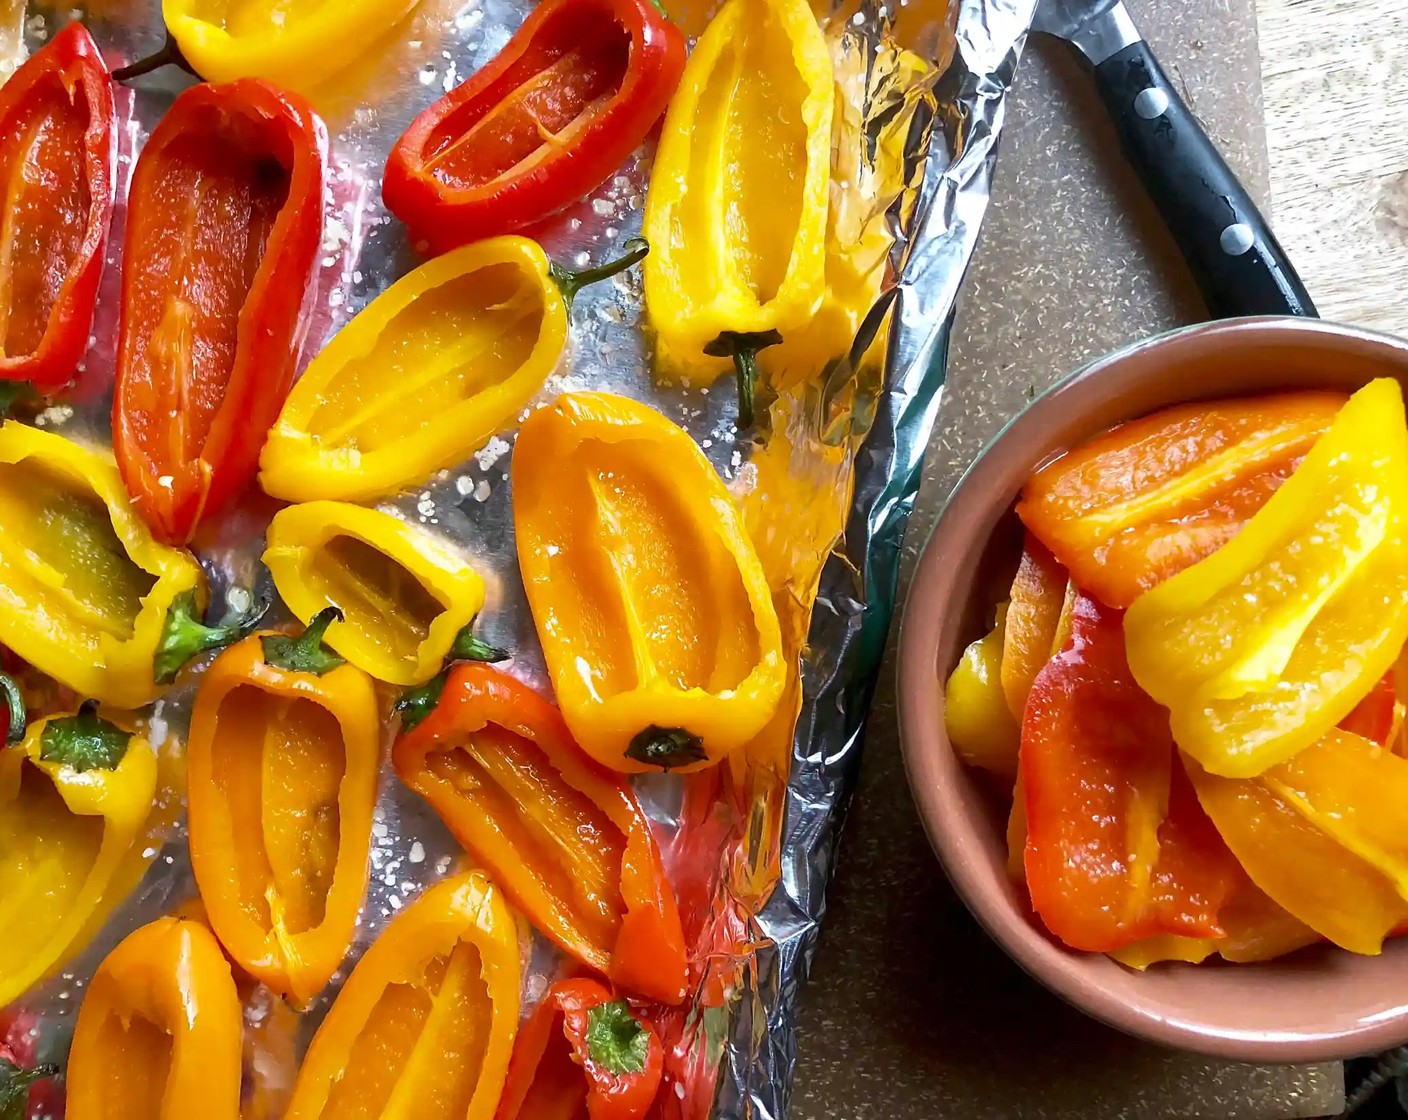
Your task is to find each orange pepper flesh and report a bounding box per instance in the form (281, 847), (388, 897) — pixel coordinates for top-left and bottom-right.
(284, 870), (521, 1120)
(66, 917), (243, 1120)
(1021, 591), (1239, 952)
(1017, 391), (1346, 608)
(186, 628), (380, 1005)
(999, 533), (1068, 721)
(393, 662), (687, 1004)
(1340, 670), (1398, 746)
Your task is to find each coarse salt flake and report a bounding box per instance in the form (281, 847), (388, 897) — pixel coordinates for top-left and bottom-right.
(409, 841), (425, 864)
(473, 480), (491, 502)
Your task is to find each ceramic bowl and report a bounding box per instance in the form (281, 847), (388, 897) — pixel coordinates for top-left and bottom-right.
(897, 316), (1408, 1062)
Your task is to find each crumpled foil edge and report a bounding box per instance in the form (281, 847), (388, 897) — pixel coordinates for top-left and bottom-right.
(719, 1), (1037, 1115)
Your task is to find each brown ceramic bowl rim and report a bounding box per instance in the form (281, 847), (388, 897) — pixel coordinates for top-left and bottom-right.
(897, 315), (1408, 1063)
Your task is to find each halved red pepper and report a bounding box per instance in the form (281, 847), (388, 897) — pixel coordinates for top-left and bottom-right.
(383, 0), (685, 253)
(1022, 591), (1240, 952)
(393, 662), (688, 1005)
(496, 978), (664, 1120)
(0, 22), (115, 396)
(113, 78), (325, 545)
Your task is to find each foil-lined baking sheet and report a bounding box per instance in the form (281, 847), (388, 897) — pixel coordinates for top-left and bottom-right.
(5, 0), (1034, 1112)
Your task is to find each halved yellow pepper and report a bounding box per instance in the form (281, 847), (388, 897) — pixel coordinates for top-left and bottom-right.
(0, 422), (205, 708)
(130, 0), (421, 95)
(259, 237), (646, 503)
(514, 391), (785, 772)
(1185, 745), (1408, 955)
(1125, 379), (1408, 777)
(263, 500), (487, 686)
(0, 707), (171, 1006)
(641, 0), (832, 422)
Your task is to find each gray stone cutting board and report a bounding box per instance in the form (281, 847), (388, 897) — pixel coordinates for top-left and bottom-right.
(791, 1), (1345, 1116)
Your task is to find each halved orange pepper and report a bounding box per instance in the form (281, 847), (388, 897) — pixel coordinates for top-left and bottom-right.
(66, 917), (242, 1120)
(1022, 592), (1239, 952)
(999, 534), (1068, 721)
(1017, 391), (1345, 608)
(393, 662), (688, 1005)
(187, 607), (380, 1005)
(284, 870), (521, 1120)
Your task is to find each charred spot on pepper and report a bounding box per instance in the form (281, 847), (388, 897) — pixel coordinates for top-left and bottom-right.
(39, 701), (132, 773)
(625, 725), (707, 770)
(261, 607), (347, 676)
(0, 673), (25, 747)
(154, 587), (271, 685)
(703, 330), (782, 429)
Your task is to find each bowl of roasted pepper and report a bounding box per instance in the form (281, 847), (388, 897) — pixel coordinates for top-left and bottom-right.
(899, 315), (1408, 1061)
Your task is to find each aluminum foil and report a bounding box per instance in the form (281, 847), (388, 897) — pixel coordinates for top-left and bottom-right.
(5, 0), (1034, 1113)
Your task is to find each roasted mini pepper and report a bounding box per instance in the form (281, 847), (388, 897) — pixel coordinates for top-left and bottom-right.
(944, 604), (1020, 778)
(496, 978), (664, 1120)
(66, 917), (242, 1120)
(112, 0), (419, 94)
(394, 663), (688, 1004)
(514, 391), (785, 773)
(259, 236), (647, 503)
(113, 78), (326, 545)
(0, 23), (114, 396)
(1125, 379), (1408, 778)
(0, 422), (208, 708)
(1022, 592), (1240, 952)
(1018, 391), (1345, 608)
(1000, 535), (1070, 720)
(641, 0), (832, 425)
(285, 870), (521, 1120)
(0, 706), (168, 1006)
(187, 607), (379, 1005)
(384, 0), (685, 251)
(1184, 734), (1408, 955)
(263, 501), (488, 686)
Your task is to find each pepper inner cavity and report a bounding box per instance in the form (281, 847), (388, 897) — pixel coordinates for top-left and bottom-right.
(88, 1006), (173, 1116)
(0, 760), (106, 952)
(313, 534), (447, 662)
(422, 18), (631, 189)
(0, 81), (93, 360)
(0, 459), (157, 640)
(318, 940), (492, 1120)
(425, 723), (626, 957)
(677, 0), (808, 306)
(211, 688), (344, 937)
(306, 264), (543, 453)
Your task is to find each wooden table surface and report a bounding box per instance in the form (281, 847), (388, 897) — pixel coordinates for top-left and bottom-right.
(1259, 0), (1408, 330)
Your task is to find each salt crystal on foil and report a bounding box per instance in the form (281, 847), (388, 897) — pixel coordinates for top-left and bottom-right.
(473, 480), (491, 502)
(409, 842), (425, 863)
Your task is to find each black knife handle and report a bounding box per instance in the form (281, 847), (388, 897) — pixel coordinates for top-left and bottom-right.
(1092, 40), (1317, 319)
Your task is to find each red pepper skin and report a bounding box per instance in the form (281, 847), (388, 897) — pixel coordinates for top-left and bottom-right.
(383, 0), (685, 252)
(1022, 591), (1240, 953)
(0, 1009), (62, 1120)
(496, 978), (663, 1120)
(112, 79), (326, 545)
(0, 23), (114, 393)
(393, 662), (689, 1005)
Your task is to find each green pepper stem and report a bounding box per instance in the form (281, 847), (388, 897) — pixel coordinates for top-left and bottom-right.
(395, 670), (448, 734)
(155, 588), (269, 685)
(39, 700), (132, 773)
(0, 673), (24, 747)
(261, 607), (347, 676)
(703, 329), (784, 429)
(0, 1058), (59, 1116)
(111, 31), (198, 81)
(0, 381), (35, 417)
(549, 237), (650, 309)
(585, 1001), (651, 1075)
(449, 625), (510, 664)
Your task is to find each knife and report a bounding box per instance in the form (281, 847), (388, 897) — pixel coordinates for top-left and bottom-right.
(1032, 0), (1317, 319)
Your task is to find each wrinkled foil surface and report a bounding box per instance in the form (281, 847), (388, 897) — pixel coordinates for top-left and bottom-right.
(6, 0), (1034, 1114)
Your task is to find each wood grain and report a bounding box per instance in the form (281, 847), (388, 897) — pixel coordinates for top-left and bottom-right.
(1259, 0), (1408, 331)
